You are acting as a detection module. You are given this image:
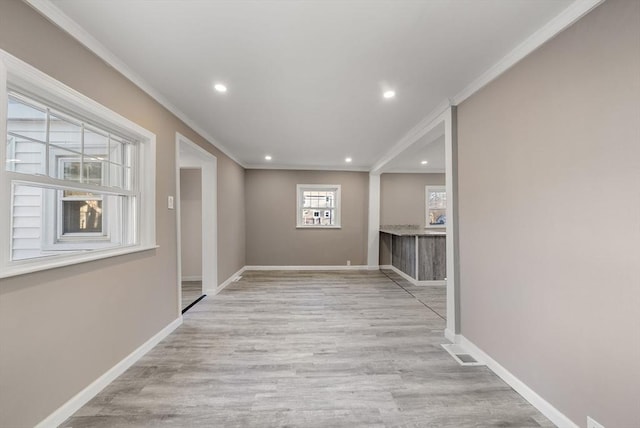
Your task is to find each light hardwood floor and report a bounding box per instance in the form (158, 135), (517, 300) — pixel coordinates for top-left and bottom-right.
(63, 270), (552, 427)
(181, 281), (203, 311)
(380, 269), (446, 320)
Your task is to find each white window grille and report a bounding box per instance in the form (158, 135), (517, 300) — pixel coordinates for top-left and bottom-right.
(296, 184), (341, 228)
(0, 50), (156, 278)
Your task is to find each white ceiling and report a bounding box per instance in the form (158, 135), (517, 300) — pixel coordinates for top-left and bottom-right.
(48, 0), (575, 170)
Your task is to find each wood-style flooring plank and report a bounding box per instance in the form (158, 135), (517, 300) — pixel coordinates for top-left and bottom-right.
(62, 270), (553, 428)
(181, 281), (203, 311)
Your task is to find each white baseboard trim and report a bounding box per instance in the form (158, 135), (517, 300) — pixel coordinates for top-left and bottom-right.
(36, 316), (183, 428)
(416, 280), (446, 286)
(381, 264), (446, 287)
(207, 265), (380, 295)
(383, 264), (415, 283)
(453, 334), (579, 428)
(444, 328), (456, 343)
(207, 266), (247, 295)
(244, 265), (371, 271)
(181, 275), (202, 282)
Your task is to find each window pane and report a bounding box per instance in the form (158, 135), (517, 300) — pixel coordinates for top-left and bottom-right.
(298, 187), (339, 227)
(83, 160), (104, 186)
(428, 191), (446, 209)
(49, 151), (84, 182)
(6, 96), (47, 175)
(84, 126), (108, 162)
(303, 190), (335, 209)
(11, 183), (129, 261)
(109, 163), (124, 188)
(318, 192), (327, 208)
(49, 153), (105, 185)
(301, 208), (335, 226)
(6, 137), (46, 175)
(109, 135), (125, 165)
(428, 209), (446, 225)
(7, 96), (47, 143)
(62, 160), (83, 182)
(49, 114), (82, 153)
(320, 209), (334, 225)
(62, 200), (103, 234)
(326, 192), (335, 208)
(61, 161), (103, 197)
(11, 184), (46, 261)
(427, 190), (446, 226)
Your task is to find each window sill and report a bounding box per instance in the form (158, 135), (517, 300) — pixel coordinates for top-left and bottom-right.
(0, 243), (159, 279)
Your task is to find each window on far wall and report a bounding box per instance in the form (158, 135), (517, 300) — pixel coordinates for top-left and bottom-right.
(1, 49), (156, 278)
(425, 185), (446, 228)
(296, 184), (341, 228)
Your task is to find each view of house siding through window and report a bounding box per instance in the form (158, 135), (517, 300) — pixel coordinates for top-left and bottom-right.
(6, 92), (136, 260)
(426, 186), (446, 227)
(302, 190), (335, 226)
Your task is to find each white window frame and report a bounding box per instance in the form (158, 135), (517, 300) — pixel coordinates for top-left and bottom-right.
(425, 185), (446, 229)
(0, 49), (156, 279)
(296, 184), (341, 228)
(56, 157), (107, 240)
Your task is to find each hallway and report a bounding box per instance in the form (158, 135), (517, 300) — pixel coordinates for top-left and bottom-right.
(63, 271), (552, 427)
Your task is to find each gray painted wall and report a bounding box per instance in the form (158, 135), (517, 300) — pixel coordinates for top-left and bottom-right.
(380, 173), (445, 228)
(180, 169), (202, 279)
(457, 1), (640, 426)
(0, 2), (245, 426)
(245, 170), (369, 266)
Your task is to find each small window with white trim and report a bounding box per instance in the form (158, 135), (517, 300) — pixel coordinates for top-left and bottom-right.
(296, 184), (341, 228)
(425, 185), (446, 228)
(1, 50), (156, 278)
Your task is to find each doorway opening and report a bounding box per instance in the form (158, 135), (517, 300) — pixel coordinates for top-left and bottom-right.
(176, 133), (217, 315)
(179, 168), (205, 312)
(369, 106), (458, 340)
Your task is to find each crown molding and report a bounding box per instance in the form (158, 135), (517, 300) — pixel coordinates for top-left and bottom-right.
(371, 98), (451, 174)
(452, 0), (605, 105)
(382, 169), (445, 174)
(243, 163), (370, 172)
(24, 0), (247, 168)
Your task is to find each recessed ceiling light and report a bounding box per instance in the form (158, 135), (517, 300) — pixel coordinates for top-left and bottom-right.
(213, 83), (227, 93)
(421, 160), (428, 165)
(383, 90), (396, 99)
(265, 155), (272, 161)
(345, 157), (353, 163)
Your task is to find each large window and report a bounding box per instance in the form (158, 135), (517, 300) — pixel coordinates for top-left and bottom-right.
(1, 50), (156, 278)
(296, 184), (341, 228)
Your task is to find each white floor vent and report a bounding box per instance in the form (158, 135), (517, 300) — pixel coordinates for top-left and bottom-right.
(441, 343), (485, 366)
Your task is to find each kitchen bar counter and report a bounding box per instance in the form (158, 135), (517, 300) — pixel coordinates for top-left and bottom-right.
(379, 227), (446, 236)
(380, 225), (446, 285)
